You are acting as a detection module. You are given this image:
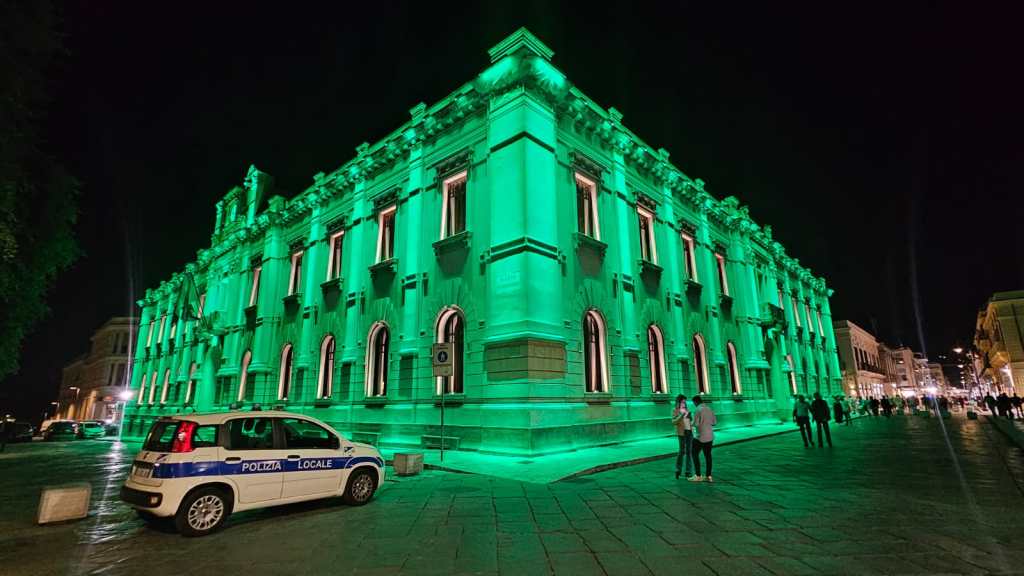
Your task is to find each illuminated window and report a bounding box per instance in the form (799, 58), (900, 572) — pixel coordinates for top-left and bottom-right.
(366, 323), (390, 397)
(160, 369), (171, 404)
(583, 310), (609, 393)
(317, 336), (336, 399)
(197, 292), (206, 318)
(786, 355), (797, 394)
(249, 262), (262, 306)
(279, 344), (294, 400)
(288, 250), (303, 295)
(148, 371), (159, 404)
(146, 320), (154, 347)
(647, 325), (667, 394)
(157, 314), (166, 343)
(169, 315), (177, 341)
(792, 296), (802, 327)
(327, 231), (344, 280)
(680, 232), (697, 281)
(778, 287), (785, 308)
(436, 308), (464, 395)
(237, 350), (252, 402)
(184, 363), (197, 404)
(637, 206), (657, 263)
(805, 303), (814, 333)
(376, 206), (396, 262)
(816, 309), (825, 334)
(727, 342), (741, 394)
(715, 253), (729, 296)
(575, 173), (600, 239)
(441, 171), (467, 238)
(692, 334), (709, 394)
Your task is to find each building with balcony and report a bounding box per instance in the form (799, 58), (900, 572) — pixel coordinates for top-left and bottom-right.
(975, 290), (1024, 394)
(833, 320), (890, 397)
(57, 317), (135, 422)
(122, 29), (842, 455)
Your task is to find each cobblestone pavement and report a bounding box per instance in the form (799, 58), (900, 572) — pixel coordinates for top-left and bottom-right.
(2, 415), (1024, 575)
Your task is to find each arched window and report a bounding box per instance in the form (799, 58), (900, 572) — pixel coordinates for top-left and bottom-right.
(237, 350), (252, 402)
(436, 308), (464, 395)
(726, 341), (741, 394)
(786, 354), (797, 394)
(148, 371), (159, 404)
(366, 323), (390, 397)
(279, 344), (294, 400)
(647, 325), (667, 394)
(692, 334), (709, 394)
(583, 310), (609, 393)
(184, 362), (198, 404)
(317, 336), (336, 399)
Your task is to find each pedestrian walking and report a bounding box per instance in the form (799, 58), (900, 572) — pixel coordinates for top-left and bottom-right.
(842, 397), (853, 425)
(1012, 394), (1023, 419)
(672, 395), (694, 479)
(880, 396), (892, 417)
(984, 394), (997, 415)
(793, 395), (814, 447)
(997, 393), (1012, 419)
(810, 392), (833, 447)
(832, 396), (845, 425)
(870, 397), (880, 416)
(689, 396), (717, 482)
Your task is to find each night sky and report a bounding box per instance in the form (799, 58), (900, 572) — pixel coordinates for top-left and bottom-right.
(5, 2), (1022, 419)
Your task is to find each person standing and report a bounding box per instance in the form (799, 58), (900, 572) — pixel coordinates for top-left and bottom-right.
(984, 393), (997, 415)
(832, 396), (845, 425)
(869, 397), (880, 416)
(793, 395), (814, 447)
(810, 392), (833, 448)
(842, 396), (854, 425)
(689, 396), (717, 482)
(997, 393), (1012, 419)
(1012, 394), (1023, 419)
(672, 395), (694, 479)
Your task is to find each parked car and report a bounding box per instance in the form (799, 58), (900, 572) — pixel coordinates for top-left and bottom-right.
(43, 421), (79, 441)
(78, 421), (107, 440)
(8, 421), (34, 442)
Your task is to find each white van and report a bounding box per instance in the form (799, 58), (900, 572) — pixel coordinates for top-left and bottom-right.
(120, 411), (384, 536)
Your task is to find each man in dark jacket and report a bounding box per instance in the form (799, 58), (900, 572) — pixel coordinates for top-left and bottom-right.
(810, 392), (833, 447)
(984, 394), (997, 415)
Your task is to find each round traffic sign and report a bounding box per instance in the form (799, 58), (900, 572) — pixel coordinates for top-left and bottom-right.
(437, 350), (449, 363)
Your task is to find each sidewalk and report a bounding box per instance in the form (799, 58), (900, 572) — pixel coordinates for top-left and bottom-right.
(380, 419), (808, 483)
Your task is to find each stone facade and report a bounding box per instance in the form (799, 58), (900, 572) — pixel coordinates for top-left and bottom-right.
(58, 317), (135, 422)
(975, 290), (1024, 394)
(123, 29), (842, 455)
(833, 320), (890, 398)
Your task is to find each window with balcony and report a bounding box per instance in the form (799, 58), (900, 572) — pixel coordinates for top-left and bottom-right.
(327, 231), (344, 280)
(288, 250), (303, 296)
(441, 171), (467, 239)
(376, 206), (396, 262)
(575, 173), (600, 239)
(637, 206), (657, 263)
(681, 232), (697, 281)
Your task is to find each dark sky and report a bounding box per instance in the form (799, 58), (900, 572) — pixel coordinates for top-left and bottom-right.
(5, 2), (1023, 418)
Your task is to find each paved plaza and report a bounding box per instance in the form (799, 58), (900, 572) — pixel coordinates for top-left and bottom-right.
(2, 415), (1024, 575)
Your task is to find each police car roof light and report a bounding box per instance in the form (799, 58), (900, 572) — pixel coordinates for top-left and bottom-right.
(171, 421), (197, 453)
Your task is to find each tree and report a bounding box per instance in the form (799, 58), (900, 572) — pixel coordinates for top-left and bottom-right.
(0, 2), (80, 379)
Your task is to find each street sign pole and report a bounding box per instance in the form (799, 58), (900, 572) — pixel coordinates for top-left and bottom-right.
(431, 343), (454, 463)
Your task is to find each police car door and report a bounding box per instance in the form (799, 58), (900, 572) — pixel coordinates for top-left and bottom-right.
(278, 417), (344, 498)
(220, 416), (285, 503)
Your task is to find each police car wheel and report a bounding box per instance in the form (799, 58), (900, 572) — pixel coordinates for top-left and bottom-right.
(343, 469), (377, 505)
(175, 487), (229, 536)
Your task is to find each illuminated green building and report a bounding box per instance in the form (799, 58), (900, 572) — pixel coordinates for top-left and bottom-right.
(124, 29), (841, 455)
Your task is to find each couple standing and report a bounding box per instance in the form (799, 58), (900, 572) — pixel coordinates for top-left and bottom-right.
(672, 395), (717, 482)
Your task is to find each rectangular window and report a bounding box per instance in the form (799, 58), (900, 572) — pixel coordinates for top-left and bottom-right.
(157, 315), (166, 343)
(680, 232), (697, 281)
(805, 303), (814, 332)
(250, 263), (262, 306)
(169, 316), (177, 341)
(225, 417), (276, 450)
(637, 206), (657, 263)
(816, 309), (825, 334)
(778, 288), (785, 308)
(327, 231), (344, 280)
(575, 173), (600, 239)
(288, 250), (303, 295)
(376, 205), (396, 262)
(114, 363), (127, 387)
(715, 253), (729, 296)
(281, 418), (338, 449)
(197, 292), (206, 318)
(441, 172), (467, 238)
(146, 321), (154, 346)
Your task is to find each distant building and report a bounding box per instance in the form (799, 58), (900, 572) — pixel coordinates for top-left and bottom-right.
(927, 362), (948, 392)
(975, 290), (1024, 394)
(833, 320), (890, 397)
(57, 317), (136, 421)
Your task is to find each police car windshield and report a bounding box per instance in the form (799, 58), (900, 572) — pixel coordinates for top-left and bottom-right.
(143, 421), (180, 452)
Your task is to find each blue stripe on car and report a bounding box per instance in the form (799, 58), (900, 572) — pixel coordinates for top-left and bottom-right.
(149, 456), (384, 479)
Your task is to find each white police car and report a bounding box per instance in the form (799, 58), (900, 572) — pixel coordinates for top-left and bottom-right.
(120, 411), (384, 536)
